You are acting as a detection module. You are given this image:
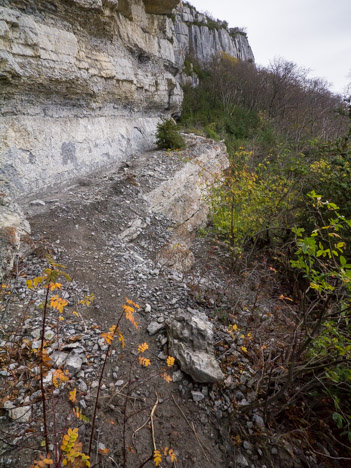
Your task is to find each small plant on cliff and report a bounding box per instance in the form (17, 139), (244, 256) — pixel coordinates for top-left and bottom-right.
(156, 119), (186, 150)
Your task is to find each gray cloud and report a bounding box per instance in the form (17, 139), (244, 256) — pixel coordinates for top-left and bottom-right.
(189, 0), (351, 94)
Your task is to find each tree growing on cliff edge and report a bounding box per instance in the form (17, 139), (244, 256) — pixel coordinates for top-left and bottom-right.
(156, 118), (186, 150)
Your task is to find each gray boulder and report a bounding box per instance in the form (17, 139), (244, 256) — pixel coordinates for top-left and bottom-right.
(167, 309), (224, 383)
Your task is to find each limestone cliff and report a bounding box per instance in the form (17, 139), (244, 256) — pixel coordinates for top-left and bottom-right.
(174, 2), (254, 68)
(0, 0), (254, 195)
(0, 0), (182, 195)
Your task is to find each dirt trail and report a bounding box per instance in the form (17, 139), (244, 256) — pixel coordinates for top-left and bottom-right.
(1, 137), (325, 468)
(15, 139), (232, 467)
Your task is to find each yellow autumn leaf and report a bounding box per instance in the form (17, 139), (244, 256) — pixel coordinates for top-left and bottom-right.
(153, 450), (162, 467)
(240, 346), (248, 353)
(118, 330), (125, 349)
(166, 356), (175, 367)
(50, 295), (68, 314)
(48, 282), (62, 291)
(101, 332), (113, 345)
(138, 342), (149, 353)
(69, 388), (77, 403)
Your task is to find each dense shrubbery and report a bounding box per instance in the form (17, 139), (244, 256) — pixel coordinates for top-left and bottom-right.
(181, 53), (350, 249)
(181, 52), (351, 449)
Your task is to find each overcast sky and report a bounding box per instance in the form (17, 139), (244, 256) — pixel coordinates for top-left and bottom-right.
(188, 0), (351, 95)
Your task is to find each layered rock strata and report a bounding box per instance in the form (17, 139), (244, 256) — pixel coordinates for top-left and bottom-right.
(174, 2), (255, 68)
(0, 0), (182, 195)
(0, 0), (253, 279)
(0, 0), (254, 195)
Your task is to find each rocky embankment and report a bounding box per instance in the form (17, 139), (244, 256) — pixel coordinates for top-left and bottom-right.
(0, 136), (264, 468)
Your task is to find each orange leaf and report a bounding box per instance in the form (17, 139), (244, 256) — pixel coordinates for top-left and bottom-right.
(139, 357), (151, 367)
(98, 447), (110, 455)
(162, 373), (172, 383)
(168, 449), (177, 462)
(125, 297), (140, 309)
(138, 342), (149, 353)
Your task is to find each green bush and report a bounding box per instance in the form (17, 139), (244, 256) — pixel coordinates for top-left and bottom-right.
(156, 119), (186, 150)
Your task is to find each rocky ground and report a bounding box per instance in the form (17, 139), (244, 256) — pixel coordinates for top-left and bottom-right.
(0, 137), (330, 467)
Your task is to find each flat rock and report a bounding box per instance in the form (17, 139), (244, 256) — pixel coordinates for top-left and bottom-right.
(51, 351), (69, 368)
(9, 406), (31, 423)
(147, 321), (165, 335)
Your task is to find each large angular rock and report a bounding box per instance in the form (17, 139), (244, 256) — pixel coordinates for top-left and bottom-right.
(167, 309), (224, 383)
(65, 353), (83, 376)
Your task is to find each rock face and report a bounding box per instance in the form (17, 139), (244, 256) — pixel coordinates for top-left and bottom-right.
(174, 3), (255, 67)
(167, 309), (224, 383)
(0, 0), (182, 195)
(145, 134), (229, 271)
(143, 0), (179, 14)
(0, 194), (31, 282)
(0, 0), (253, 196)
(0, 0), (253, 279)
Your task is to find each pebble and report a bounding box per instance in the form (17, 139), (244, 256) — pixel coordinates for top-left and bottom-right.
(252, 414), (265, 428)
(30, 199), (46, 206)
(235, 453), (249, 467)
(191, 391), (205, 402)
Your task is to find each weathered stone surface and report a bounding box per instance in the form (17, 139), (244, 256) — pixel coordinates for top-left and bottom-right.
(66, 353), (83, 376)
(167, 309), (224, 383)
(174, 4), (255, 67)
(8, 406), (31, 423)
(0, 193), (30, 282)
(51, 352), (69, 369)
(147, 321), (165, 335)
(145, 134), (229, 271)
